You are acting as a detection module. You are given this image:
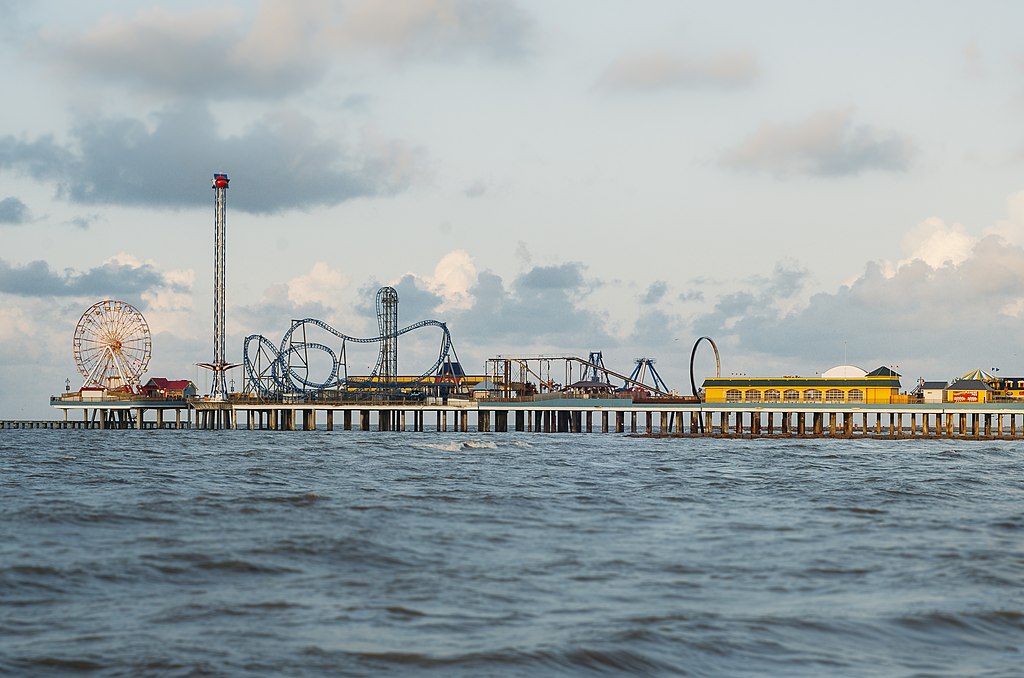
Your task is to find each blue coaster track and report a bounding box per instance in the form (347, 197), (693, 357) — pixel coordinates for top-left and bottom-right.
(243, 317), (455, 397)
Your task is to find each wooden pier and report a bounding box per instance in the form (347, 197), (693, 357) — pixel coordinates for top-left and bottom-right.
(18, 397), (1024, 439)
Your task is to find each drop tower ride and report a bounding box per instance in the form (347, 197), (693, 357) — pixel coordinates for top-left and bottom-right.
(198, 172), (236, 400)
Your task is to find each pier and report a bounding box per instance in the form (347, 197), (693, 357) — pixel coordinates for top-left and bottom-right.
(28, 396), (1024, 439)
(44, 395), (192, 429)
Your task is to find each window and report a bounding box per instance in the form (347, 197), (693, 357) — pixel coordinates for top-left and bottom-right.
(803, 389), (823, 402)
(848, 389), (864, 403)
(764, 389), (781, 402)
(825, 388), (844, 403)
(744, 389), (761, 402)
(726, 389), (742, 402)
(783, 389), (800, 402)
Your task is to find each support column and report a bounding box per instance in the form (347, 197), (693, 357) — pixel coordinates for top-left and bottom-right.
(602, 411), (609, 433)
(326, 410), (333, 431)
(136, 408), (143, 430)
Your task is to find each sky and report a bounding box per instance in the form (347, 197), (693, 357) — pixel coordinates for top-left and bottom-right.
(3, 1), (1024, 418)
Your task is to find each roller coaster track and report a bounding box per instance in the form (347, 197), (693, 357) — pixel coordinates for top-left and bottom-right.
(243, 317), (455, 397)
(689, 336), (721, 434)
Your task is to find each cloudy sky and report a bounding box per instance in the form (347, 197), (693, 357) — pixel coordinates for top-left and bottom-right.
(3, 1), (1024, 418)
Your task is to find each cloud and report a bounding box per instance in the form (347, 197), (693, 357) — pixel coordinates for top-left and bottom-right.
(330, 0), (534, 62)
(41, 5), (323, 99)
(423, 249), (478, 311)
(722, 109), (915, 177)
(348, 257), (612, 354)
(691, 234), (1024, 378)
(39, 1), (534, 101)
(443, 262), (614, 350)
(518, 262), (586, 290)
(983, 190), (1024, 245)
(0, 196), (28, 224)
(640, 280), (668, 304)
(287, 262), (349, 308)
(898, 217), (975, 269)
(0, 253), (186, 301)
(597, 50), (757, 92)
(463, 180), (487, 198)
(0, 104), (421, 213)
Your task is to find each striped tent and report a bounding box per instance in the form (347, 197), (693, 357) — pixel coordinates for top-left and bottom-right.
(960, 368), (996, 383)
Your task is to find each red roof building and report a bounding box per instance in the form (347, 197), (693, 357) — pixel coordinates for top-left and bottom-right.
(141, 378), (198, 399)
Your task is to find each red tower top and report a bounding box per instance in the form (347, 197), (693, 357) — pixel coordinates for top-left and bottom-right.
(212, 173), (229, 189)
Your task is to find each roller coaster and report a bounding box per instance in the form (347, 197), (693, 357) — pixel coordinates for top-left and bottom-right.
(242, 286), (460, 399)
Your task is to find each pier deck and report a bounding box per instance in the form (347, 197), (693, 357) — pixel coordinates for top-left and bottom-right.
(27, 396), (1024, 439)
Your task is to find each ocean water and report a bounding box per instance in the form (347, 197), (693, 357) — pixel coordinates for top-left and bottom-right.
(1, 430), (1022, 677)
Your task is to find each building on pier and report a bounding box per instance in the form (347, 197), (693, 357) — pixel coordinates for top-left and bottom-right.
(945, 379), (992, 403)
(141, 378), (198, 399)
(920, 381), (948, 403)
(701, 364), (901, 405)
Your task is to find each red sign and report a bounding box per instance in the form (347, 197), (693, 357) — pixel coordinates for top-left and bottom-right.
(952, 392), (979, 403)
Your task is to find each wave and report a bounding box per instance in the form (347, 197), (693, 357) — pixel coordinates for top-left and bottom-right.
(421, 440), (498, 452)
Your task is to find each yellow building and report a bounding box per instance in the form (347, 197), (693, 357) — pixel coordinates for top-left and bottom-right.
(945, 379), (992, 403)
(702, 365), (901, 405)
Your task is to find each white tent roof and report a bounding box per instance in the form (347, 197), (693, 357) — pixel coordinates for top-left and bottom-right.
(821, 365), (867, 378)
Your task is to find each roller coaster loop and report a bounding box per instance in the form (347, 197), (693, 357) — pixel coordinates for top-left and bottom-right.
(243, 317), (456, 397)
(689, 336), (721, 401)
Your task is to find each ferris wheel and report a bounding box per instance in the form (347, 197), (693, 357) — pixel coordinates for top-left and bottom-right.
(73, 299), (152, 390)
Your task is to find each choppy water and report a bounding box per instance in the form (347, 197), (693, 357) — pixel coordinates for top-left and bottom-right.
(1, 431), (1022, 677)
